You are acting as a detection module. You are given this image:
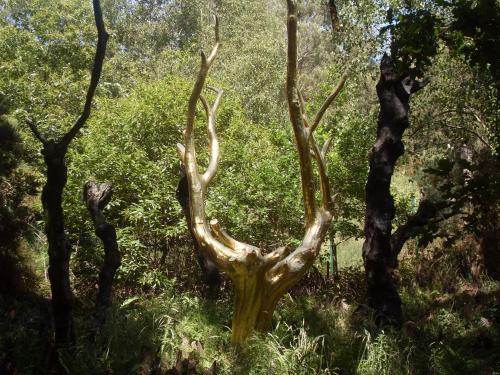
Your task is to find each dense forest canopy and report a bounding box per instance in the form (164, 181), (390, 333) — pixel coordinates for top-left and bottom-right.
(0, 0), (498, 373)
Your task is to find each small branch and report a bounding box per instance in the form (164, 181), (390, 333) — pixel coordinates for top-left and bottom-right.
(176, 143), (186, 163)
(206, 16), (220, 67)
(297, 89), (310, 127)
(321, 136), (333, 158)
(287, 0), (317, 226)
(310, 134), (332, 209)
(26, 118), (47, 145)
(264, 246), (292, 268)
(209, 219), (252, 253)
(201, 87), (223, 186)
(60, 0), (109, 149)
(309, 72), (347, 136)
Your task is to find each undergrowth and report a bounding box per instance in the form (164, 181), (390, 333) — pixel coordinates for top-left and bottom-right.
(1, 237), (499, 374)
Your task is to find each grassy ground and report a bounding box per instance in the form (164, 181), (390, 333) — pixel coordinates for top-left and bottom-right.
(1, 237), (499, 374)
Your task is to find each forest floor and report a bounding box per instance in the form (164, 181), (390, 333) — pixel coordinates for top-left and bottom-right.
(1, 240), (499, 374)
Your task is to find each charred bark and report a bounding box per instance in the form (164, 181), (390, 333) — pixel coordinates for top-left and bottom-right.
(83, 182), (121, 325)
(27, 0), (108, 348)
(41, 141), (75, 346)
(176, 168), (221, 299)
(362, 55), (427, 327)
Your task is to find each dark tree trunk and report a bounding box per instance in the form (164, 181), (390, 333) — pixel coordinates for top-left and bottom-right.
(41, 142), (75, 347)
(26, 0), (108, 353)
(176, 168), (221, 299)
(328, 0), (340, 31)
(362, 55), (427, 327)
(84, 182), (121, 325)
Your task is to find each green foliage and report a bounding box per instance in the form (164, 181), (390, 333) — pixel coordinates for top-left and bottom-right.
(0, 95), (40, 294)
(208, 122), (303, 246)
(441, 0), (500, 96)
(383, 8), (438, 77)
(418, 148), (500, 249)
(357, 330), (407, 375)
(63, 75), (192, 290)
(2, 0), (499, 373)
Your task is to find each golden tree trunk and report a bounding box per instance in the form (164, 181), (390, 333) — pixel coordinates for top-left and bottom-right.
(176, 1), (346, 345)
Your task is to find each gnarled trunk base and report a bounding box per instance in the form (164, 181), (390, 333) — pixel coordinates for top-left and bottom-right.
(230, 276), (279, 345)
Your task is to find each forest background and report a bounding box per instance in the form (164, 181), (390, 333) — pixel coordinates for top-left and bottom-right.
(0, 0), (498, 373)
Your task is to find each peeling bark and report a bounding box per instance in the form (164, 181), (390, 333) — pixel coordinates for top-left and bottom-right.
(84, 182), (121, 325)
(362, 55), (427, 327)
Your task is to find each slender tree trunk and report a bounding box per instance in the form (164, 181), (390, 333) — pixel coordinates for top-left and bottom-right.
(25, 2), (107, 357)
(84, 182), (121, 325)
(362, 55), (427, 327)
(176, 169), (221, 299)
(41, 143), (75, 347)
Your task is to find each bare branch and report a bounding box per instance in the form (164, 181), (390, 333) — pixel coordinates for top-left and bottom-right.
(206, 16), (220, 67)
(321, 136), (333, 158)
(60, 0), (108, 149)
(185, 19), (220, 168)
(297, 89), (310, 127)
(27, 118), (47, 145)
(286, 0), (316, 226)
(201, 87), (223, 186)
(176, 143), (186, 163)
(310, 134), (332, 209)
(309, 72), (347, 136)
(180, 16), (247, 271)
(209, 219), (256, 253)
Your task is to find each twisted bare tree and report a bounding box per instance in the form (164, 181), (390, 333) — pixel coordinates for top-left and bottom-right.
(362, 55), (427, 327)
(176, 0), (347, 344)
(27, 0), (108, 347)
(84, 182), (121, 326)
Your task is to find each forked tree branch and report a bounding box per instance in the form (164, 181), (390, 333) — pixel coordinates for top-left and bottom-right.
(27, 0), (108, 149)
(286, 0), (317, 225)
(60, 0), (109, 149)
(262, 0), (342, 295)
(286, 0), (343, 221)
(184, 17), (220, 180)
(178, 16), (244, 270)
